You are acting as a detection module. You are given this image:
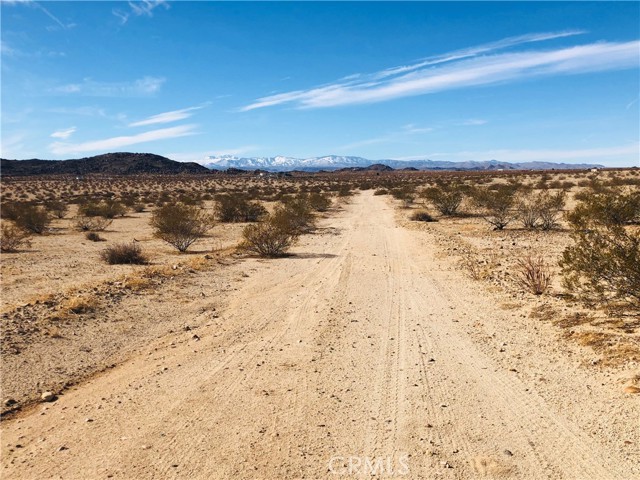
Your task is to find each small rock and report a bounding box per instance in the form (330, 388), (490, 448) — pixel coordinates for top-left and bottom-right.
(41, 392), (57, 402)
(192, 334), (200, 341)
(3, 398), (17, 407)
(85, 418), (94, 423)
(504, 449), (513, 456)
(58, 446), (68, 452)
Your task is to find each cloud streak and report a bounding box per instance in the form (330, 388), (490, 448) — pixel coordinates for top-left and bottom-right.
(49, 124), (197, 155)
(241, 35), (639, 111)
(53, 76), (165, 97)
(128, 104), (208, 127)
(113, 0), (169, 25)
(50, 126), (76, 139)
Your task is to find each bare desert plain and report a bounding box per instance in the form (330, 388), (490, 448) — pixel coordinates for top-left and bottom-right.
(1, 168), (639, 479)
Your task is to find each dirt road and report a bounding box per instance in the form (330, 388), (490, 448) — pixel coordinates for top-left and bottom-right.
(2, 192), (637, 479)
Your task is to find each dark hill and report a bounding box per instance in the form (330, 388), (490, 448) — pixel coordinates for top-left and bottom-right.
(1, 153), (209, 176)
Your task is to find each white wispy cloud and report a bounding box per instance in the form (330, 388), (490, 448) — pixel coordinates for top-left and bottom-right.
(113, 0), (169, 25)
(53, 76), (165, 97)
(338, 123), (434, 151)
(128, 104), (208, 127)
(393, 143), (640, 163)
(241, 35), (639, 111)
(3, 0), (75, 30)
(50, 126), (76, 139)
(49, 124), (197, 155)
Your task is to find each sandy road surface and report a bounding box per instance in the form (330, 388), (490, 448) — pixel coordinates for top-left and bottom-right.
(2, 192), (636, 479)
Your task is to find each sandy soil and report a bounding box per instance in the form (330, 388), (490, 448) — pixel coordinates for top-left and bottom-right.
(2, 191), (639, 479)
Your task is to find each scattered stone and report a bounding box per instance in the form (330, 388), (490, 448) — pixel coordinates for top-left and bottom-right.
(41, 392), (57, 402)
(503, 449), (513, 456)
(192, 335), (200, 341)
(4, 398), (17, 407)
(58, 445), (68, 452)
(85, 418), (94, 423)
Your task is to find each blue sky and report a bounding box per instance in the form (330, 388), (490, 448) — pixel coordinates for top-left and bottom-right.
(1, 1), (639, 166)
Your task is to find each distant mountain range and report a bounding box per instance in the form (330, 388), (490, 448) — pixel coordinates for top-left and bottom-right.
(1, 152), (604, 176)
(205, 154), (603, 171)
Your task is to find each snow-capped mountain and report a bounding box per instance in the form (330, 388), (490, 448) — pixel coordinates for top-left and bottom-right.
(203, 154), (604, 172)
(204, 155), (372, 171)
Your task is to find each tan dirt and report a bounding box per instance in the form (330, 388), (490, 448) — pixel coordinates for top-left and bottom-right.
(2, 191), (638, 479)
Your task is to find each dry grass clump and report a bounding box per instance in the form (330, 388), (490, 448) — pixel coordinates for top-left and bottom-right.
(61, 294), (99, 316)
(85, 231), (105, 242)
(1, 223), (32, 252)
(75, 216), (113, 232)
(460, 252), (497, 281)
(410, 210), (437, 222)
(100, 242), (148, 265)
(514, 256), (552, 295)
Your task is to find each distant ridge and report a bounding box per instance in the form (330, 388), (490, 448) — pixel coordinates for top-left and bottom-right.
(204, 154), (604, 172)
(1, 153), (209, 176)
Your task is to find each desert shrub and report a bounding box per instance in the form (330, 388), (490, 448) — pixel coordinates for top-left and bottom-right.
(276, 197), (315, 234)
(374, 189), (389, 196)
(85, 231), (104, 242)
(566, 189), (639, 227)
(515, 256), (552, 295)
(337, 185), (352, 197)
(151, 203), (214, 252)
(560, 198), (640, 308)
(75, 216), (113, 232)
(215, 194), (267, 222)
(78, 199), (126, 218)
(100, 242), (148, 265)
(517, 190), (566, 230)
(132, 203), (145, 213)
(422, 183), (464, 216)
(307, 193), (332, 212)
(471, 184), (520, 230)
(391, 186), (416, 207)
(0, 223), (32, 252)
(44, 199), (69, 219)
(410, 210), (437, 222)
(8, 204), (51, 234)
(240, 218), (298, 257)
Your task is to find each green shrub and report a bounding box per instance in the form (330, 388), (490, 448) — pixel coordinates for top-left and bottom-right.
(307, 193), (332, 212)
(100, 242), (148, 265)
(44, 200), (69, 219)
(78, 199), (127, 218)
(240, 219), (298, 257)
(215, 194), (267, 222)
(566, 189), (639, 227)
(151, 203), (214, 252)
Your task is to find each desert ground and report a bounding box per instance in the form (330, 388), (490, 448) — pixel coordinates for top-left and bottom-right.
(1, 170), (639, 479)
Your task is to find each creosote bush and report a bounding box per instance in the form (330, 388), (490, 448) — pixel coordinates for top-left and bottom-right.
(78, 199), (127, 218)
(151, 203), (214, 252)
(561, 194), (639, 309)
(240, 219), (298, 257)
(307, 192), (332, 212)
(215, 194), (267, 222)
(1, 223), (32, 252)
(472, 184), (520, 230)
(100, 242), (148, 265)
(517, 190), (566, 230)
(4, 203), (51, 234)
(422, 183), (464, 216)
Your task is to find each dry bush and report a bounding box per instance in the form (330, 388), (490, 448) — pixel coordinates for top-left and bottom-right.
(151, 203), (214, 252)
(215, 194), (267, 222)
(410, 210), (437, 222)
(517, 190), (566, 230)
(373, 188), (389, 196)
(307, 192), (332, 212)
(275, 197), (315, 234)
(460, 253), (497, 281)
(390, 186), (416, 207)
(85, 231), (104, 242)
(5, 203), (51, 234)
(422, 183), (464, 216)
(75, 215), (113, 232)
(44, 199), (69, 219)
(240, 219), (298, 257)
(61, 294), (99, 315)
(78, 199), (127, 218)
(1, 223), (32, 252)
(567, 188), (639, 227)
(100, 242), (148, 264)
(515, 256), (552, 295)
(471, 184), (520, 230)
(561, 214), (639, 309)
